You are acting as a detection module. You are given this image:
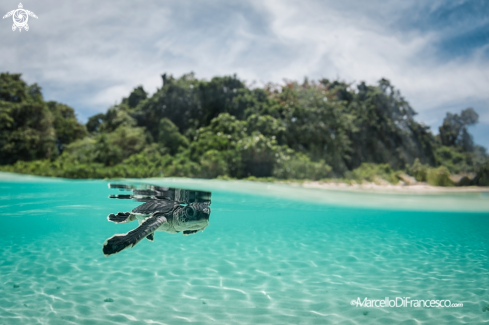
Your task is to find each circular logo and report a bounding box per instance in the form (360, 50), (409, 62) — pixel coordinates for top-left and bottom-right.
(13, 10), (28, 27)
(3, 3), (38, 32)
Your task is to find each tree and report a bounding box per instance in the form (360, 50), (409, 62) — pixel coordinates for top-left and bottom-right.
(0, 72), (41, 103)
(134, 73), (201, 140)
(158, 118), (189, 155)
(439, 108), (478, 151)
(86, 113), (105, 134)
(0, 73), (57, 164)
(2, 72), (487, 183)
(126, 85), (148, 108)
(346, 79), (436, 170)
(47, 101), (87, 153)
(0, 101), (57, 164)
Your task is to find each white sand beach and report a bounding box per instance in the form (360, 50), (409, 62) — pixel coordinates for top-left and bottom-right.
(301, 180), (489, 194)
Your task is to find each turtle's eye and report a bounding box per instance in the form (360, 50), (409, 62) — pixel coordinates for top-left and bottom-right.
(185, 206), (195, 218)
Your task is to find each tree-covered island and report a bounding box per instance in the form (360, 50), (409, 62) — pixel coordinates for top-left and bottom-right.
(0, 72), (487, 186)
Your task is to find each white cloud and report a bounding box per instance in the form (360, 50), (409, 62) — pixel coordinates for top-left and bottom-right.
(254, 1), (489, 123)
(0, 0), (487, 146)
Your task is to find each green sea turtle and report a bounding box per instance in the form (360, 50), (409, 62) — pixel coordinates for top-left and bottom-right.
(102, 184), (211, 256)
(3, 3), (38, 32)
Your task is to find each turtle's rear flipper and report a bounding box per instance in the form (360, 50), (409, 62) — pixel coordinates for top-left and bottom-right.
(103, 214), (167, 256)
(107, 212), (134, 223)
(146, 233), (154, 241)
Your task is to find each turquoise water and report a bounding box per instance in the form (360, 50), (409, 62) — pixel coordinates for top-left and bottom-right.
(1, 174), (489, 324)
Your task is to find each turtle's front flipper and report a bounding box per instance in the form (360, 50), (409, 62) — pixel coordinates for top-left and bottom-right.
(109, 194), (134, 199)
(107, 212), (135, 223)
(102, 213), (167, 256)
(108, 183), (136, 190)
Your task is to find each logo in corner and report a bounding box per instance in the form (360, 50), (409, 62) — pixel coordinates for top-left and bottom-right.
(3, 3), (38, 32)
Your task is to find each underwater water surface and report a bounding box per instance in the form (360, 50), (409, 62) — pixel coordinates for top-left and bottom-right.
(1, 174), (489, 324)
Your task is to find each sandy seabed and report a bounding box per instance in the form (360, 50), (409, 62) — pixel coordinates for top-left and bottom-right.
(0, 175), (488, 324)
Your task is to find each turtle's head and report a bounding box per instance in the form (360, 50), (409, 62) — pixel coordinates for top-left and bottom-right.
(173, 202), (210, 234)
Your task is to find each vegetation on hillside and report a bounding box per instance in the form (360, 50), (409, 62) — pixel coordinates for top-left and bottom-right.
(0, 72), (487, 186)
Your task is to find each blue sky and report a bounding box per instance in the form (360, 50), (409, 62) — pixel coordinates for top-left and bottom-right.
(1, 0), (488, 148)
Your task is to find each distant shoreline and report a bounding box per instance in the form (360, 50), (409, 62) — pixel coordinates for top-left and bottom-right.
(2, 172), (488, 212)
(1, 171), (488, 194)
(298, 180), (489, 193)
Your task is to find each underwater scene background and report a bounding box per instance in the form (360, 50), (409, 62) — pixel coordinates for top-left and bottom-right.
(1, 173), (489, 324)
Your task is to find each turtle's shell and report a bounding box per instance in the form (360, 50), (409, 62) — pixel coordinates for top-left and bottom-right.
(132, 200), (177, 215)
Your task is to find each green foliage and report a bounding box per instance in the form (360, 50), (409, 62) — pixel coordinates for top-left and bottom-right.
(0, 72), (42, 103)
(86, 113), (104, 134)
(99, 107), (137, 133)
(236, 133), (278, 177)
(347, 79), (436, 170)
(475, 162), (489, 186)
(199, 150), (229, 178)
(1, 72), (488, 186)
(348, 163), (399, 184)
(0, 101), (57, 164)
(269, 80), (357, 173)
(158, 118), (189, 155)
(0, 73), (85, 164)
(125, 85), (148, 108)
(198, 75), (248, 123)
(189, 113), (246, 177)
(115, 144), (171, 178)
(273, 152), (331, 180)
(94, 126), (147, 166)
(426, 166), (453, 187)
(47, 101), (87, 153)
(407, 158), (428, 182)
(60, 126), (146, 166)
(407, 159), (462, 186)
(62, 137), (98, 163)
(434, 146), (472, 174)
(165, 151), (201, 178)
(135, 73), (202, 139)
(439, 108), (478, 151)
(246, 114), (285, 139)
(1, 144), (171, 179)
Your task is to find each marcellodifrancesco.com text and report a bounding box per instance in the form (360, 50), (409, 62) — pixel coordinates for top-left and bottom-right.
(351, 297), (463, 308)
